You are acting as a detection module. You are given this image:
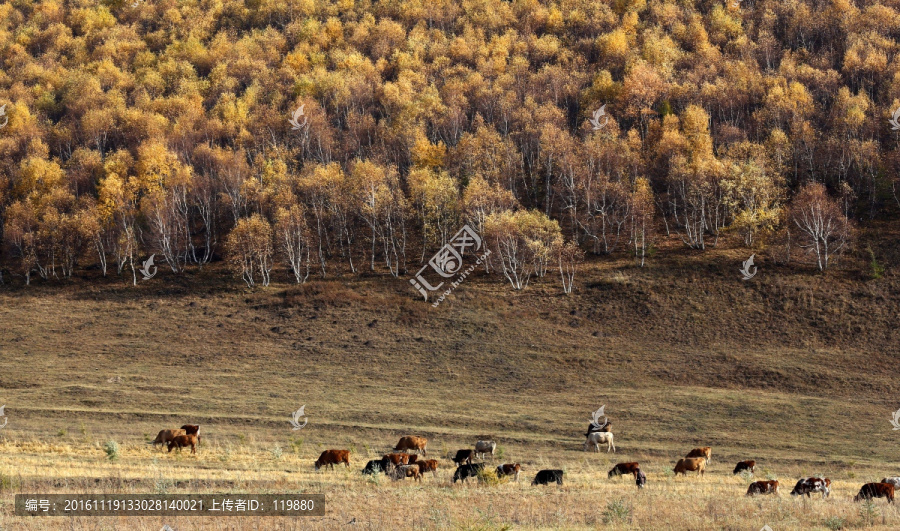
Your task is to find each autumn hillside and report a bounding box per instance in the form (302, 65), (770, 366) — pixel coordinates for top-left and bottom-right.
(0, 0), (899, 289)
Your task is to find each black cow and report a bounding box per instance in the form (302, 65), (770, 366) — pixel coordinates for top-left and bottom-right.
(452, 449), (475, 465)
(452, 463), (485, 483)
(361, 459), (385, 475)
(636, 469), (647, 489)
(733, 460), (756, 475)
(532, 469), (564, 486)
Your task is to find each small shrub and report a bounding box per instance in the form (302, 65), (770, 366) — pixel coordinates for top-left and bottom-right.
(104, 440), (120, 461)
(476, 467), (502, 486)
(0, 472), (20, 491)
(765, 472), (778, 481)
(739, 470), (753, 482)
(868, 247), (885, 279)
(237, 434), (246, 446)
(272, 445), (283, 460)
(662, 467), (674, 478)
(219, 446), (233, 463)
(57, 428), (66, 437)
(154, 477), (173, 494)
(603, 499), (631, 524)
(823, 516), (845, 530)
(289, 437), (304, 454)
(858, 499), (879, 526)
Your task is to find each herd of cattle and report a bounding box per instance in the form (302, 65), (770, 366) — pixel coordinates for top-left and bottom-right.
(148, 425), (897, 503)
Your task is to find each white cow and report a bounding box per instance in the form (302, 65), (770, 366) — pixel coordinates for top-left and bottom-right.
(881, 477), (900, 489)
(584, 431), (615, 453)
(475, 440), (496, 460)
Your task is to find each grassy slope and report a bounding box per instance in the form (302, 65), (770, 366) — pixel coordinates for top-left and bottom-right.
(1, 229), (899, 529)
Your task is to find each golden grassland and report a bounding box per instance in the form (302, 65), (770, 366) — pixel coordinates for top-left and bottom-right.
(2, 433), (899, 530)
(1, 241), (899, 529)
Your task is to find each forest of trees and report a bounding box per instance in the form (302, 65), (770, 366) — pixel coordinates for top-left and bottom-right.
(1, 0), (898, 289)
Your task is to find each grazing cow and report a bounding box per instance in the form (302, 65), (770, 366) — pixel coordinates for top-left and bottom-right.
(391, 464), (422, 482)
(881, 477), (900, 489)
(532, 469), (564, 486)
(382, 453), (411, 466)
(496, 463), (521, 482)
(475, 440), (496, 460)
(790, 477), (831, 498)
(407, 455), (419, 465)
(150, 429), (185, 449)
(747, 480), (779, 496)
(685, 447), (711, 464)
(417, 459), (440, 479)
(636, 468), (647, 489)
(453, 463), (485, 483)
(584, 431), (615, 453)
(180, 424), (200, 444)
(394, 436), (427, 456)
(733, 460), (756, 475)
(167, 434), (198, 454)
(674, 458), (706, 477)
(584, 421), (612, 438)
(315, 449), (350, 471)
(854, 482), (894, 503)
(608, 462), (641, 479)
(452, 449), (475, 466)
(361, 459), (385, 475)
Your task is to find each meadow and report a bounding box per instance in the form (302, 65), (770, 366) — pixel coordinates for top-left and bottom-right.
(2, 243), (900, 529)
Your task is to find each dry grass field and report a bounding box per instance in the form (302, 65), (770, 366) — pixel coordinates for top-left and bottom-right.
(2, 237), (900, 529)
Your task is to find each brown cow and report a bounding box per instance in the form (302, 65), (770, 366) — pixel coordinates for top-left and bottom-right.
(608, 462), (641, 479)
(150, 429), (185, 449)
(180, 424), (200, 444)
(407, 455), (419, 465)
(733, 460), (756, 475)
(496, 463), (521, 481)
(747, 480), (779, 496)
(417, 459), (440, 479)
(315, 449), (350, 470)
(394, 436), (427, 456)
(382, 453), (411, 466)
(854, 483), (894, 503)
(167, 434), (198, 454)
(391, 464), (422, 482)
(685, 447), (711, 464)
(674, 458), (706, 477)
